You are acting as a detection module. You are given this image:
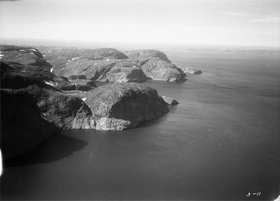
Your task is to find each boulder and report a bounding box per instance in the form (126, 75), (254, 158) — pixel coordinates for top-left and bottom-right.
(0, 45), (52, 70)
(177, 66), (202, 74)
(0, 89), (55, 159)
(139, 58), (185, 82)
(84, 83), (169, 130)
(161, 96), (179, 105)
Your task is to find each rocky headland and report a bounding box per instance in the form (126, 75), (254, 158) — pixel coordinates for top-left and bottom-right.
(0, 45), (188, 159)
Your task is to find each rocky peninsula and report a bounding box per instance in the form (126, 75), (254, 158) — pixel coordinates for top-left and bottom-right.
(0, 44), (200, 159)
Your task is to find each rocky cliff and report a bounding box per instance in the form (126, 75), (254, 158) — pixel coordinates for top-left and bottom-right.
(37, 46), (194, 83)
(84, 83), (169, 130)
(0, 89), (55, 159)
(125, 49), (186, 82)
(0, 45), (172, 158)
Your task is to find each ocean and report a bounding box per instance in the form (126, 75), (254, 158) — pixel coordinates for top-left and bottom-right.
(1, 46), (279, 200)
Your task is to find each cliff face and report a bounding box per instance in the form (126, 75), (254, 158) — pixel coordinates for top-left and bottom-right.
(84, 83), (169, 130)
(0, 45), (175, 158)
(21, 85), (95, 130)
(0, 89), (55, 159)
(139, 58), (185, 82)
(37, 46), (192, 83)
(125, 49), (186, 82)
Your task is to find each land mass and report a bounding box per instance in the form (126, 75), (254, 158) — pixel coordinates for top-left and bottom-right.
(0, 44), (201, 159)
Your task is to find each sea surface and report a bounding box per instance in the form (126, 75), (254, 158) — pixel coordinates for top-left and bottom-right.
(1, 47), (279, 200)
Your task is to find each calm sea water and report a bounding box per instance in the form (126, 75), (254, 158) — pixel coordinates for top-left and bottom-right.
(1, 48), (279, 200)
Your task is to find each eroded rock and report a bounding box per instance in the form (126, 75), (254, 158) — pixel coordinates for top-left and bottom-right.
(84, 83), (169, 130)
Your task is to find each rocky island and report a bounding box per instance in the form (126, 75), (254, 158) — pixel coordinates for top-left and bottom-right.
(0, 44), (199, 159)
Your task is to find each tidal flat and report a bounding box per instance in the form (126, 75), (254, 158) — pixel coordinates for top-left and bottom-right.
(1, 47), (279, 200)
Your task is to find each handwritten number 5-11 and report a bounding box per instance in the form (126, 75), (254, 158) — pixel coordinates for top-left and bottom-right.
(246, 192), (261, 197)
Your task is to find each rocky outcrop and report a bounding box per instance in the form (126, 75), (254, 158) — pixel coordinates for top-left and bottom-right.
(161, 96), (179, 105)
(1, 60), (167, 132)
(0, 89), (55, 159)
(0, 46), (171, 160)
(1, 61), (96, 130)
(124, 49), (171, 63)
(84, 83), (169, 130)
(177, 66), (202, 74)
(139, 58), (185, 82)
(124, 49), (185, 82)
(1, 61), (96, 92)
(0, 45), (52, 70)
(24, 85), (95, 130)
(36, 46), (187, 83)
(62, 59), (147, 83)
(96, 60), (147, 83)
(1, 61), (54, 89)
(81, 48), (128, 60)
(37, 47), (128, 75)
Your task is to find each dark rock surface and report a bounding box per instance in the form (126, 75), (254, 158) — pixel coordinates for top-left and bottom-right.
(0, 89), (54, 159)
(161, 96), (179, 105)
(1, 61), (95, 92)
(1, 61), (95, 132)
(22, 85), (95, 130)
(0, 45), (52, 70)
(1, 61), (54, 89)
(84, 83), (169, 130)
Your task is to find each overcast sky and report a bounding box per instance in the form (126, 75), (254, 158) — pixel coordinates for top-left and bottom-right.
(0, 0), (279, 47)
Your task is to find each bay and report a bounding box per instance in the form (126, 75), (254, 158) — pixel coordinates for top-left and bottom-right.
(1, 48), (279, 200)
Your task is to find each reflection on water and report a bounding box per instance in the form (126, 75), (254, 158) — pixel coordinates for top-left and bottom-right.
(1, 50), (279, 200)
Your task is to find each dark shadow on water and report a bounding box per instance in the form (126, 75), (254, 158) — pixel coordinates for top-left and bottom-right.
(3, 132), (88, 167)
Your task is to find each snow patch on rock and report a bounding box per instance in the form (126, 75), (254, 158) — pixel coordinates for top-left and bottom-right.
(44, 81), (56, 86)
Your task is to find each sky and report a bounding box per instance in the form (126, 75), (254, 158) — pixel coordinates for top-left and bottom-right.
(0, 0), (279, 47)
